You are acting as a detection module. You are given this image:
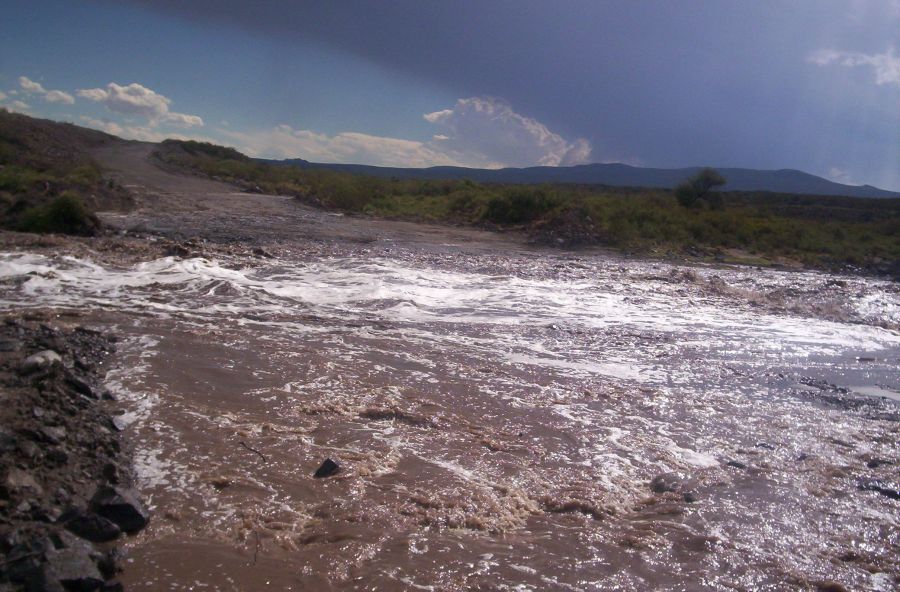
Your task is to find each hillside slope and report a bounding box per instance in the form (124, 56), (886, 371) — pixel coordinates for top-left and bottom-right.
(0, 110), (132, 233)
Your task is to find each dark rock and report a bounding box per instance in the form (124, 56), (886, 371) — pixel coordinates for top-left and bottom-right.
(110, 416), (129, 432)
(815, 582), (849, 592)
(755, 442), (775, 450)
(252, 246), (274, 258)
(65, 373), (96, 398)
(96, 549), (120, 580)
(796, 453), (812, 462)
(101, 582), (124, 592)
(101, 463), (119, 484)
(4, 540), (48, 585)
(649, 472), (684, 494)
(46, 448), (69, 465)
(682, 492), (698, 503)
(40, 426), (67, 444)
(857, 478), (900, 500)
(866, 458), (892, 469)
(0, 338), (22, 352)
(20, 350), (62, 374)
(0, 426), (18, 452)
(64, 511), (122, 543)
(90, 486), (149, 533)
(725, 460), (747, 469)
(5, 468), (43, 496)
(19, 440), (43, 460)
(44, 543), (105, 591)
(313, 458), (341, 479)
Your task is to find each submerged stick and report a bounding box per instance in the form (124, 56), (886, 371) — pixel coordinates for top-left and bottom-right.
(239, 440), (267, 463)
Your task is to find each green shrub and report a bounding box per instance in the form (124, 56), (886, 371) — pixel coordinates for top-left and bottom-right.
(17, 193), (100, 235)
(483, 187), (561, 224)
(675, 168), (727, 208)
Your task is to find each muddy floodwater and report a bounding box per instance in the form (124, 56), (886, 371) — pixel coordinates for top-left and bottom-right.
(1, 239), (898, 591)
(0, 143), (895, 591)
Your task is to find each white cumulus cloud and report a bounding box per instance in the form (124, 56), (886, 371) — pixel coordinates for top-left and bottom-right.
(44, 90), (75, 104)
(422, 97), (593, 167)
(76, 82), (203, 127)
(19, 76), (46, 94)
(163, 111), (204, 128)
(18, 76), (75, 105)
(810, 46), (900, 86)
(220, 97), (594, 169)
(2, 100), (31, 114)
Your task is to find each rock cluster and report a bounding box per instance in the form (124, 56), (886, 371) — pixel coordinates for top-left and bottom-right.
(0, 317), (147, 591)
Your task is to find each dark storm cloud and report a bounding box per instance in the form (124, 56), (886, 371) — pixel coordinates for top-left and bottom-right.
(111, 0), (900, 187)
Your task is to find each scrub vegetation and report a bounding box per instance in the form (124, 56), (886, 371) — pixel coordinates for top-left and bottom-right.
(0, 109), (130, 235)
(155, 139), (900, 275)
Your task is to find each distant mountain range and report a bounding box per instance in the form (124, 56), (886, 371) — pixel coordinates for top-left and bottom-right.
(264, 158), (900, 199)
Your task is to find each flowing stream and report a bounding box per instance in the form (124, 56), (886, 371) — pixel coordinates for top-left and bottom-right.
(0, 246), (897, 591)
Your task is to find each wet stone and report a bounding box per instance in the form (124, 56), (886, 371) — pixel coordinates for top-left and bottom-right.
(866, 458), (891, 469)
(90, 486), (149, 533)
(649, 472), (684, 494)
(725, 460), (747, 469)
(857, 478), (900, 501)
(65, 373), (96, 398)
(64, 511), (123, 543)
(20, 350), (62, 374)
(815, 582), (849, 592)
(314, 458), (341, 479)
(0, 338), (22, 352)
(44, 544), (105, 591)
(110, 416), (128, 432)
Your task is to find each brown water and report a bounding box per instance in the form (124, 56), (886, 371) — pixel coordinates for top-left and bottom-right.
(0, 142), (895, 590)
(1, 242), (898, 591)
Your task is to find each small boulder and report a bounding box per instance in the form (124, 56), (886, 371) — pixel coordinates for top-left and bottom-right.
(815, 582), (849, 592)
(64, 511), (122, 543)
(44, 543), (105, 592)
(40, 426), (67, 444)
(866, 458), (891, 469)
(110, 416), (129, 432)
(857, 478), (900, 501)
(0, 338), (22, 352)
(90, 486), (149, 533)
(20, 350), (62, 374)
(5, 468), (43, 496)
(0, 426), (17, 452)
(649, 472), (684, 494)
(725, 460), (747, 470)
(313, 458), (341, 479)
(65, 373), (96, 398)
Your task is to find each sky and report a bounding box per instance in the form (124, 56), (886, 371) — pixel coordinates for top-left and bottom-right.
(1, 0), (898, 190)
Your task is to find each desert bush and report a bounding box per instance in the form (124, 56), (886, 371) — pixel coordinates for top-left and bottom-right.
(16, 193), (100, 235)
(675, 168), (727, 208)
(483, 187), (561, 224)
